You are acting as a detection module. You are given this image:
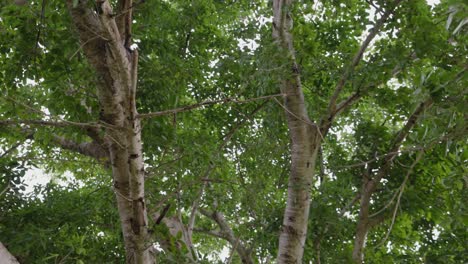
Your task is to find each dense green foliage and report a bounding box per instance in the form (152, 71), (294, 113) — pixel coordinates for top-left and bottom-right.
(0, 0), (466, 263)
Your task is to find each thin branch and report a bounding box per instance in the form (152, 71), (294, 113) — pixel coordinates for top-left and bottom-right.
(198, 209), (253, 264)
(0, 134), (33, 158)
(0, 119), (99, 129)
(226, 238), (240, 264)
(374, 150), (424, 249)
(0, 182), (10, 197)
(339, 193), (361, 217)
(336, 146), (425, 170)
(327, 0), (402, 114)
(69, 35), (101, 60)
(369, 189), (399, 218)
(187, 101), (268, 253)
(116, 0), (133, 47)
(137, 94), (284, 119)
(273, 97), (324, 140)
(390, 99), (434, 154)
(192, 228), (225, 240)
(367, 97), (433, 187)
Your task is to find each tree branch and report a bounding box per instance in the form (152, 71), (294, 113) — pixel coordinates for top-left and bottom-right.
(0, 119), (99, 129)
(0, 133), (33, 159)
(367, 97), (433, 188)
(373, 150), (424, 248)
(327, 0), (402, 114)
(116, 0), (133, 47)
(137, 94), (284, 119)
(51, 134), (109, 160)
(198, 209), (253, 264)
(187, 102), (267, 259)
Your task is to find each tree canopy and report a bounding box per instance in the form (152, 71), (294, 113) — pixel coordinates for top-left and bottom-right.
(0, 0), (466, 263)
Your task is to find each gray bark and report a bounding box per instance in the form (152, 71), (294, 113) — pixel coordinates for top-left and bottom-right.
(272, 1), (321, 263)
(66, 0), (152, 263)
(0, 242), (19, 264)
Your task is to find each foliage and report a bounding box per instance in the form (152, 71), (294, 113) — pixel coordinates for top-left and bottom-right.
(0, 0), (466, 263)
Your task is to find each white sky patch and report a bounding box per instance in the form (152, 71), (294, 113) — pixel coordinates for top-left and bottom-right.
(238, 37), (260, 53)
(426, 0), (440, 7)
(432, 225), (441, 240)
(23, 168), (52, 194)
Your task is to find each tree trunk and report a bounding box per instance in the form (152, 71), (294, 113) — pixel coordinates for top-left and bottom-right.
(66, 1), (152, 263)
(352, 183), (372, 263)
(0, 242), (19, 264)
(352, 98), (434, 263)
(272, 1), (322, 263)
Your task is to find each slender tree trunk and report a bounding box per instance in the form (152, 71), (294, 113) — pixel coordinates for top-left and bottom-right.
(66, 1), (152, 263)
(352, 182), (372, 263)
(272, 1), (322, 263)
(352, 98), (434, 263)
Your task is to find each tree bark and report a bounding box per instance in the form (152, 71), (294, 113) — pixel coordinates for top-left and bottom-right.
(272, 1), (321, 263)
(0, 242), (19, 264)
(66, 1), (152, 263)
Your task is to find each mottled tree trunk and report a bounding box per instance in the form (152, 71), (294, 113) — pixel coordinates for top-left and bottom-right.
(66, 0), (152, 263)
(272, 1), (322, 263)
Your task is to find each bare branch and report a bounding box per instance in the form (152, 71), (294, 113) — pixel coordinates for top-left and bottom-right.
(0, 119), (96, 129)
(0, 182), (10, 198)
(273, 97), (324, 140)
(192, 228), (225, 240)
(336, 146), (425, 170)
(51, 134), (109, 160)
(137, 94), (284, 119)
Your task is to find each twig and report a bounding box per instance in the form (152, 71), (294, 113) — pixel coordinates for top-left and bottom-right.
(186, 101), (268, 253)
(0, 182), (10, 197)
(69, 35), (101, 60)
(112, 186), (132, 202)
(137, 94), (284, 119)
(339, 193), (361, 216)
(336, 146), (425, 170)
(273, 97), (324, 140)
(369, 189), (399, 218)
(0, 119), (98, 129)
(0, 138), (30, 159)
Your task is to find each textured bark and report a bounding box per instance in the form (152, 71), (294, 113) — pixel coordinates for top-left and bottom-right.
(51, 135), (108, 160)
(66, 0), (152, 263)
(272, 1), (321, 263)
(0, 242), (19, 264)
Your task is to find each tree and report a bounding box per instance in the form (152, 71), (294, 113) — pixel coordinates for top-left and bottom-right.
(0, 0), (466, 263)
